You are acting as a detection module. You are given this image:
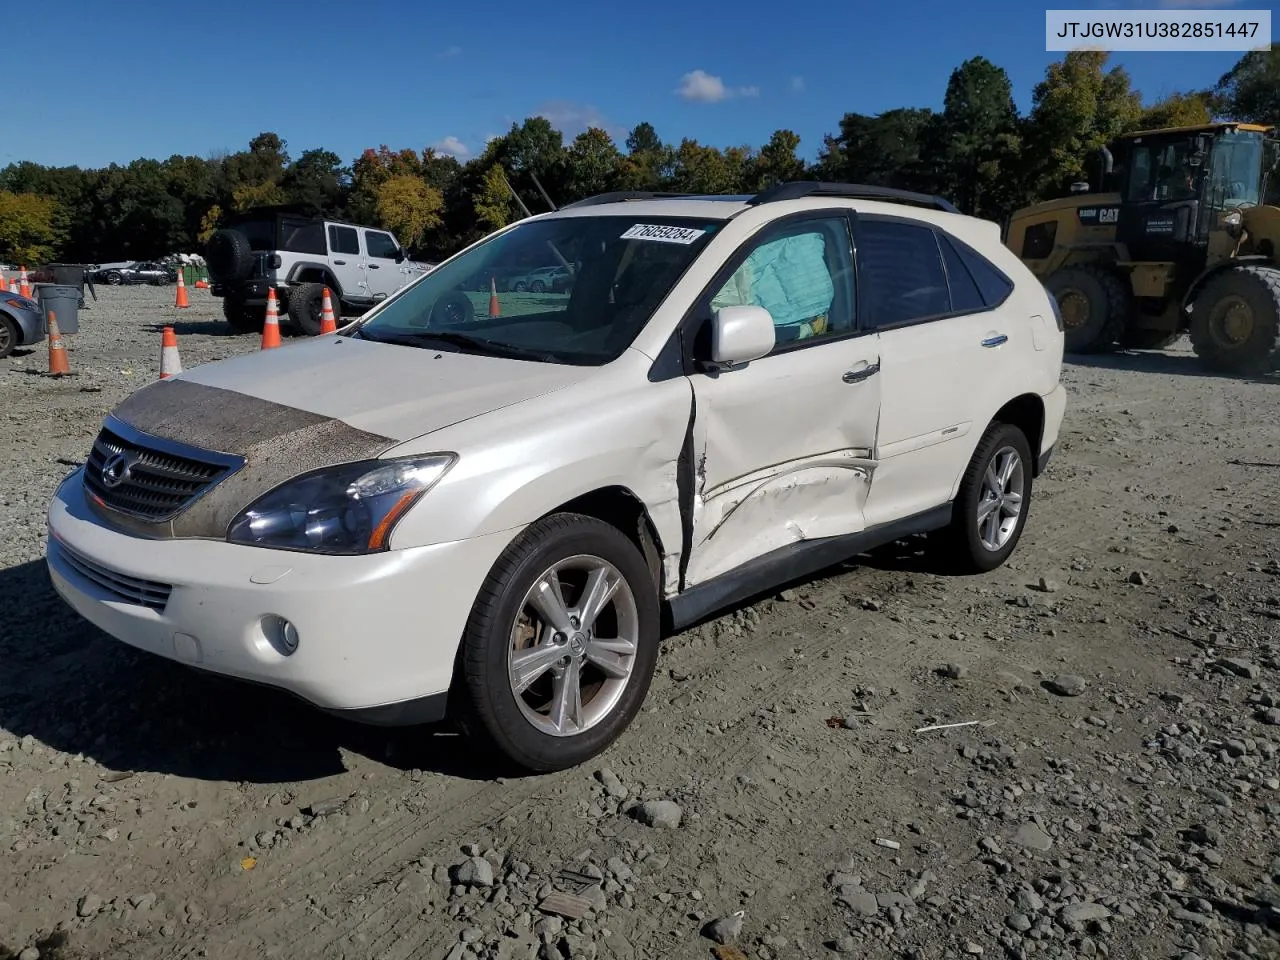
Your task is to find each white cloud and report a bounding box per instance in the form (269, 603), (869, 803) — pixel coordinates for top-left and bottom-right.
(789, 76), (805, 94)
(436, 45), (462, 59)
(431, 136), (470, 159)
(675, 69), (759, 103)
(535, 100), (622, 139)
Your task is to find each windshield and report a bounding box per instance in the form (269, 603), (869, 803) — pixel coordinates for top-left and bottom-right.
(353, 215), (722, 365)
(1264, 140), (1280, 207)
(1206, 131), (1265, 209)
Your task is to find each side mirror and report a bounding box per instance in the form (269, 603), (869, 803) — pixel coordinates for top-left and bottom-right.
(395, 248), (407, 262)
(710, 305), (775, 367)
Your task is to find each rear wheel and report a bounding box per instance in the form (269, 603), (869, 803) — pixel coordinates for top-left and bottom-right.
(1189, 265), (1280, 376)
(936, 422), (1034, 574)
(287, 282), (328, 336)
(222, 296), (264, 334)
(453, 514), (660, 773)
(1044, 265), (1129, 354)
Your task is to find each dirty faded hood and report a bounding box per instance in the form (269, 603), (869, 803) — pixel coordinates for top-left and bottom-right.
(98, 335), (590, 540)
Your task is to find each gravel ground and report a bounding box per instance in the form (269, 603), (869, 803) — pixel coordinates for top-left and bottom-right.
(2, 285), (1279, 960)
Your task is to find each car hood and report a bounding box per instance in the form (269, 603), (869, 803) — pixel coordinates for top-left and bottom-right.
(177, 333), (589, 440)
(96, 334), (592, 540)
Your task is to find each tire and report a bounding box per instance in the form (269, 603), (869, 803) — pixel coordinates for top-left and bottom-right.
(222, 296), (264, 334)
(937, 422), (1034, 574)
(513, 281), (527, 292)
(1189, 265), (1280, 376)
(530, 280), (546, 293)
(205, 229), (255, 282)
(1120, 327), (1180, 350)
(454, 513), (660, 773)
(0, 314), (17, 360)
(105, 272), (122, 285)
(1044, 264), (1129, 354)
(287, 282), (327, 336)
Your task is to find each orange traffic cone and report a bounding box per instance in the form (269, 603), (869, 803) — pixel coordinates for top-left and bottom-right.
(159, 326), (183, 379)
(319, 287), (337, 334)
(488, 276), (500, 317)
(18, 266), (30, 298)
(261, 289), (282, 349)
(0, 274), (7, 292)
(47, 311), (70, 376)
(175, 267), (190, 308)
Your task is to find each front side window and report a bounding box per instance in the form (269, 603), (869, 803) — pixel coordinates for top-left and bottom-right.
(710, 217), (855, 346)
(365, 230), (400, 259)
(354, 215), (721, 365)
(1127, 140), (1198, 202)
(329, 225), (360, 255)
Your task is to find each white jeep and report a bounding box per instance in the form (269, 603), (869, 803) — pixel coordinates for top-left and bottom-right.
(47, 182), (1067, 773)
(205, 207), (427, 335)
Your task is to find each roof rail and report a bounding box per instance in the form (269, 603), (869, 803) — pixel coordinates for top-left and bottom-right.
(748, 181), (960, 214)
(560, 191), (700, 209)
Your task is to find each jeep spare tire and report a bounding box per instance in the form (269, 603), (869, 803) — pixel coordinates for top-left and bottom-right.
(205, 229), (255, 282)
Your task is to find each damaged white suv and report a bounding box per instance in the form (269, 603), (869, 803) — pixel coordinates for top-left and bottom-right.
(45, 182), (1067, 772)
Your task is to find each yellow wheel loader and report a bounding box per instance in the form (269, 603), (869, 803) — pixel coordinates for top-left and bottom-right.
(1005, 123), (1280, 374)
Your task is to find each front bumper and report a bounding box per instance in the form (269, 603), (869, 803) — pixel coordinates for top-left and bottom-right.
(4, 302), (45, 346)
(45, 470), (519, 721)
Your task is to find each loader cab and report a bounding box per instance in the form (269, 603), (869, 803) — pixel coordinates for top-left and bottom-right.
(1113, 126), (1273, 268)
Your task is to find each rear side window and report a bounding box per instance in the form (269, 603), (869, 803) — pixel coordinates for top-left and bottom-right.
(856, 219), (950, 328)
(328, 225), (360, 255)
(944, 233), (1014, 307)
(939, 238), (985, 313)
(281, 218), (327, 255)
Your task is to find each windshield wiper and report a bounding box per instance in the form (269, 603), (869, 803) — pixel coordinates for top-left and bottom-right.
(374, 329), (560, 363)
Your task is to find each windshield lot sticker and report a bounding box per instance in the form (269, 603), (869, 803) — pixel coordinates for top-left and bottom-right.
(621, 224), (706, 244)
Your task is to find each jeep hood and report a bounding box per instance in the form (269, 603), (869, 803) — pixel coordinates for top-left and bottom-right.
(98, 335), (591, 539)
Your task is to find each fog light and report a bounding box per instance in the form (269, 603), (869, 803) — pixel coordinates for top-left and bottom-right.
(262, 615), (299, 656)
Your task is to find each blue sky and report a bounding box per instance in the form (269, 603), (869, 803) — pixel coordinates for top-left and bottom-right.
(6, 0), (1265, 171)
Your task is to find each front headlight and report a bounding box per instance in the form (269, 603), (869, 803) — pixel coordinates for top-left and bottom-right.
(1223, 210), (1244, 238)
(226, 455), (456, 554)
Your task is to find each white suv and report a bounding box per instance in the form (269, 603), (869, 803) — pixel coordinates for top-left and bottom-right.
(46, 183), (1067, 772)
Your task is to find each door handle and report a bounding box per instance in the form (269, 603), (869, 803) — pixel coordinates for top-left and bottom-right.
(368, 264), (380, 269)
(842, 362), (880, 383)
(333, 259), (346, 265)
(982, 334), (1008, 347)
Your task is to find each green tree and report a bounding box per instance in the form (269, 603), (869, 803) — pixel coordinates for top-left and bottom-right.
(1215, 43), (1280, 123)
(919, 57), (1022, 217)
(815, 108), (935, 189)
(565, 128), (623, 200)
(282, 149), (348, 216)
(374, 174), (443, 250)
(623, 122), (674, 189)
(0, 191), (62, 263)
(1022, 51), (1143, 198)
(748, 129), (805, 190)
(670, 140), (738, 194)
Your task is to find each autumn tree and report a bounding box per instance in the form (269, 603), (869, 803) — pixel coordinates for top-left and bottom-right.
(375, 175), (443, 250)
(473, 164), (515, 231)
(1132, 91), (1214, 131)
(0, 191), (62, 263)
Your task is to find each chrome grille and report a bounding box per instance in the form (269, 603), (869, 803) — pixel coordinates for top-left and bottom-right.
(82, 419), (242, 522)
(52, 538), (172, 611)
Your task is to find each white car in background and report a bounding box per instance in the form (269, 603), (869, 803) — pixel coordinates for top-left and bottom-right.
(46, 182), (1066, 773)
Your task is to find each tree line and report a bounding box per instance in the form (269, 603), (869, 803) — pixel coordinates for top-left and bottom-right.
(0, 47), (1275, 266)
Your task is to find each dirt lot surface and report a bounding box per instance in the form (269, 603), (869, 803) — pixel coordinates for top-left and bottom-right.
(1, 286), (1278, 960)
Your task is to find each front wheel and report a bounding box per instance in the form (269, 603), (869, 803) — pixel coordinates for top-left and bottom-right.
(937, 422), (1034, 574)
(0, 314), (17, 359)
(454, 514), (660, 773)
(1189, 265), (1280, 376)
